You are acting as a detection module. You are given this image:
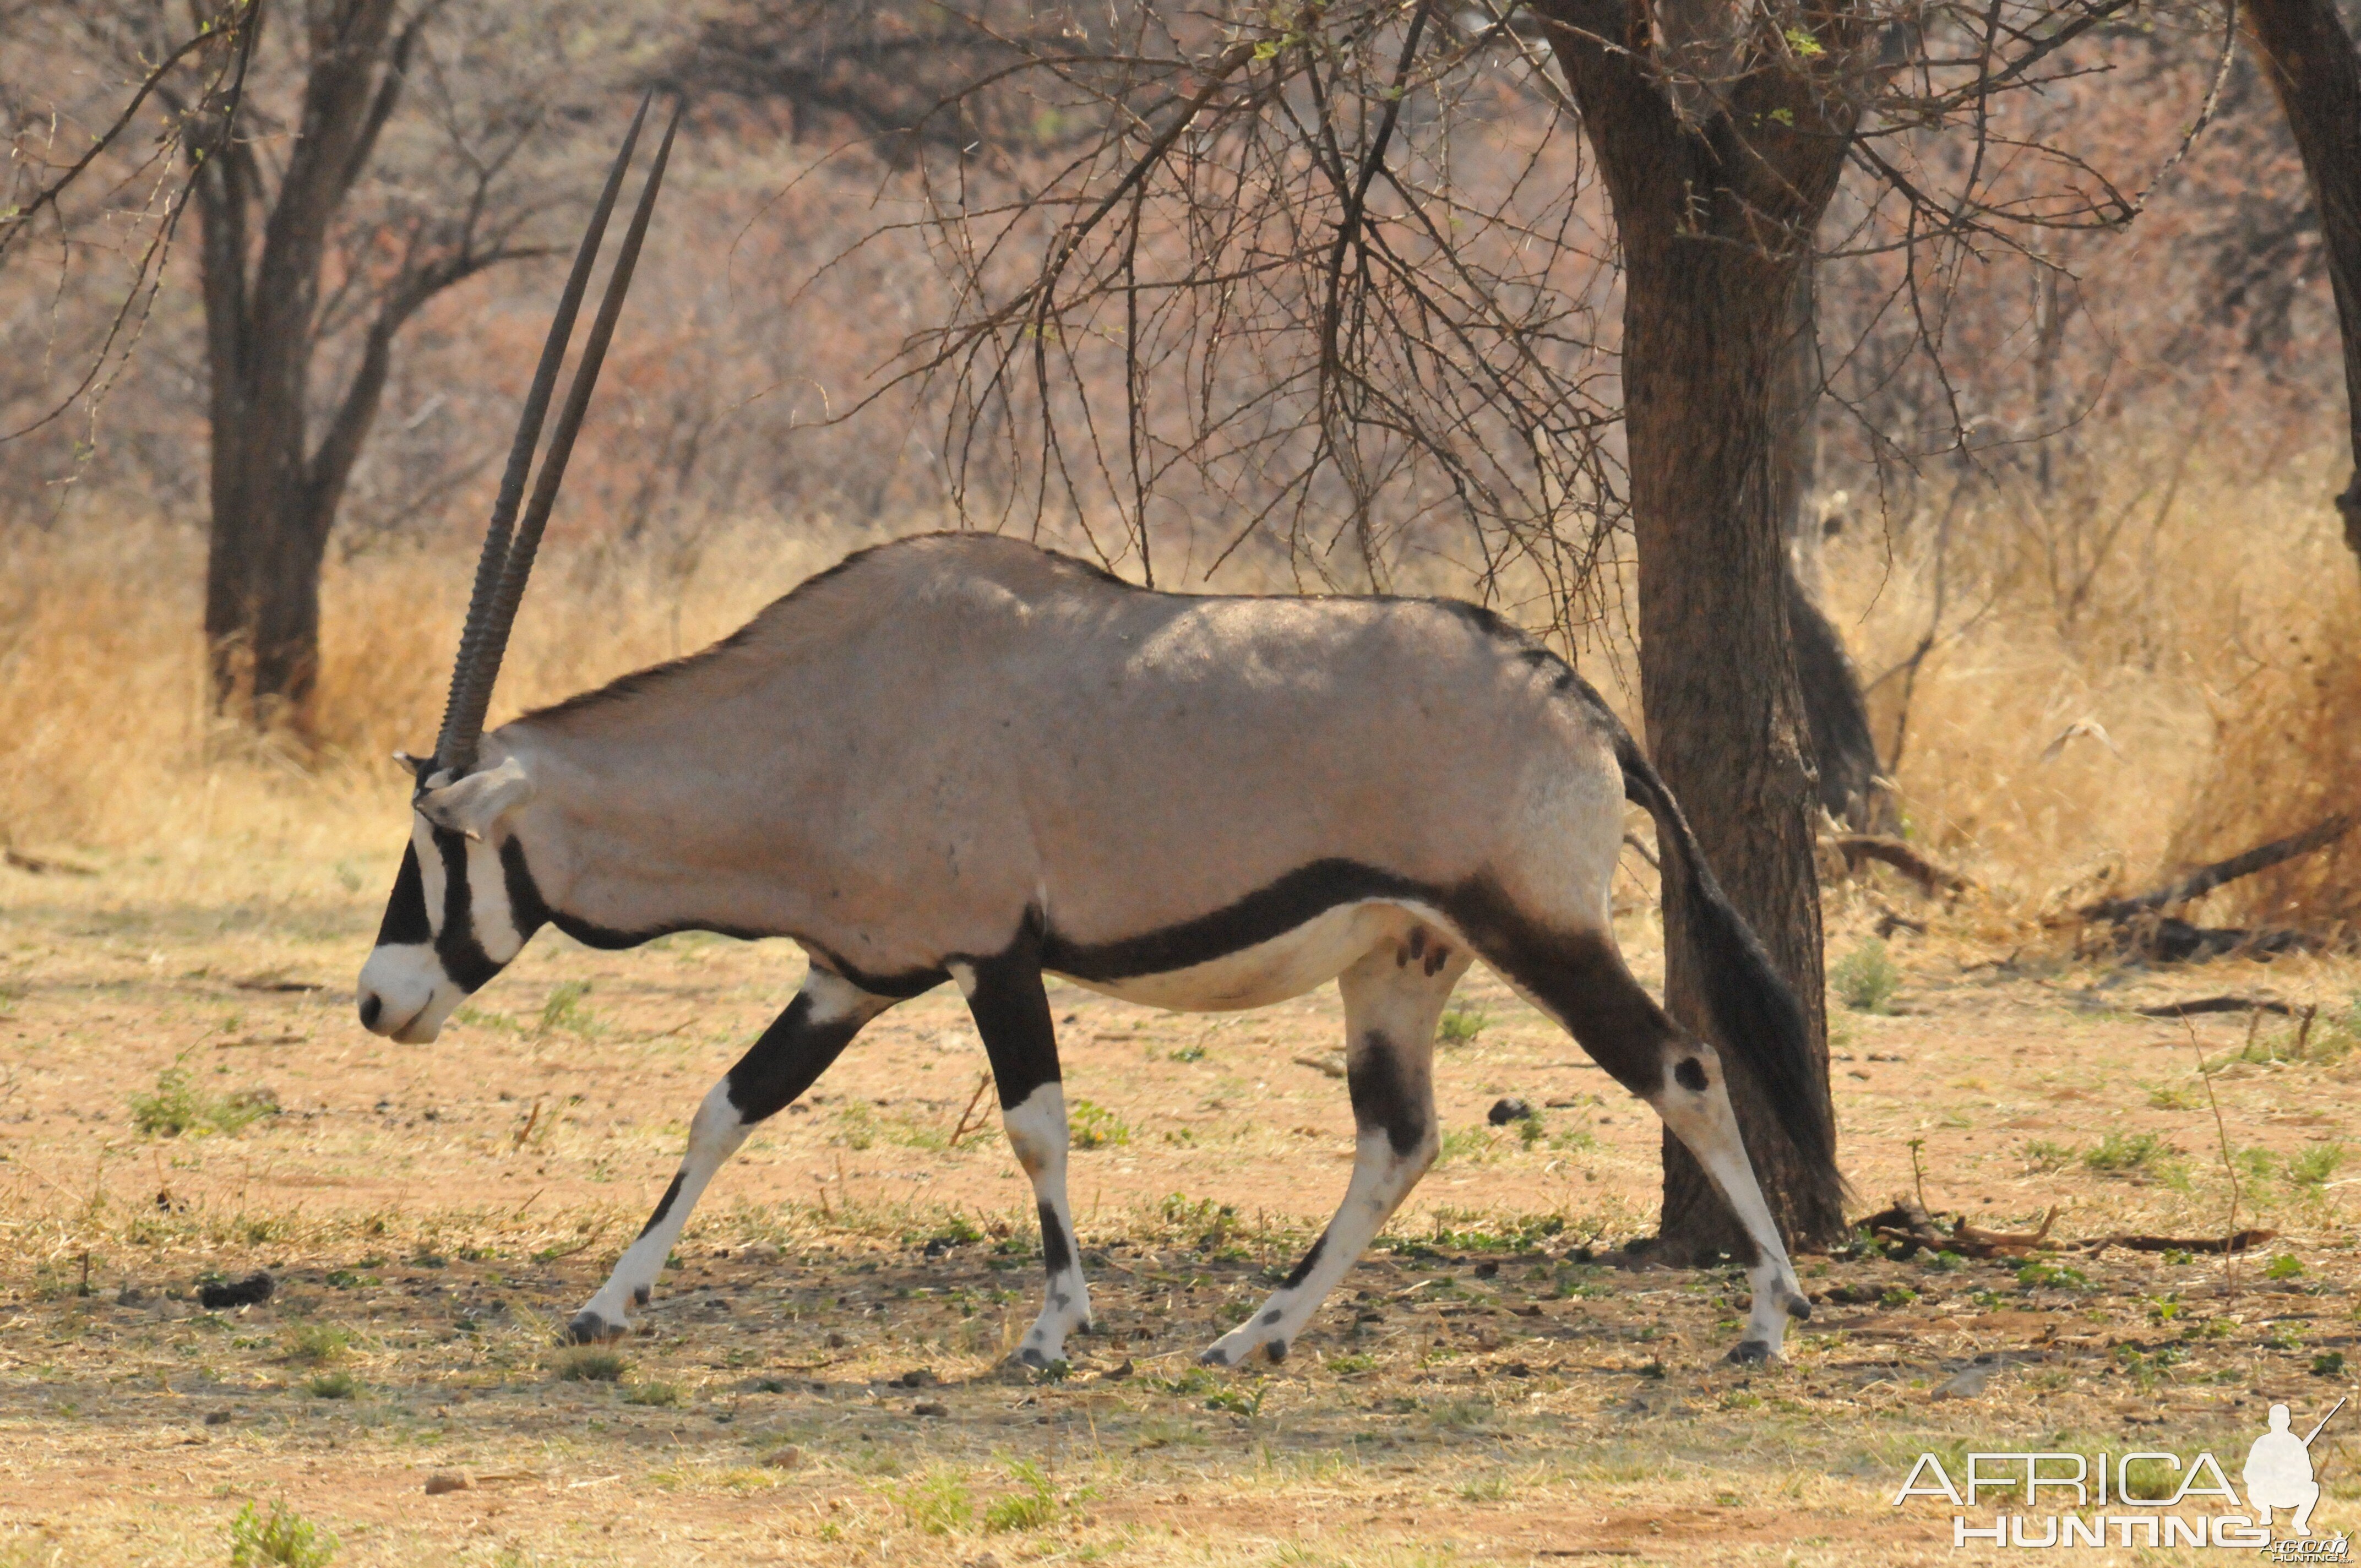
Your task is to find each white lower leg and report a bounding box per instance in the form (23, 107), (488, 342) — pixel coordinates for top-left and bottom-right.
(1002, 1082), (1090, 1365)
(1204, 1130), (1433, 1366)
(572, 1082), (747, 1340)
(1653, 1065), (1810, 1360)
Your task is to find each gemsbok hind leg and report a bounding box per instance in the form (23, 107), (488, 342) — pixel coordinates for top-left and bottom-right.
(568, 967), (894, 1344)
(1202, 927), (1473, 1367)
(952, 944), (1092, 1369)
(1521, 932), (1812, 1362)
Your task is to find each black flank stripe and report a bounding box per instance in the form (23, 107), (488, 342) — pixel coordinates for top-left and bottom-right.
(1044, 859), (1425, 982)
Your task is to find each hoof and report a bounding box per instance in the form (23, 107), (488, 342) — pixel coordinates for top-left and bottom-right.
(1785, 1293), (1811, 1321)
(1263, 1340), (1288, 1365)
(1726, 1339), (1778, 1365)
(1017, 1347), (1053, 1370)
(632, 1283), (652, 1306)
(567, 1310), (626, 1345)
(1198, 1346), (1235, 1368)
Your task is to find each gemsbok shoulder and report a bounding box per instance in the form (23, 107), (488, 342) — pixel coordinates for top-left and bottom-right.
(358, 100), (1837, 1370)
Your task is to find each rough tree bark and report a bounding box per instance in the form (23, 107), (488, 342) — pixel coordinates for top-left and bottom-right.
(2243, 0), (2361, 556)
(1538, 0), (1851, 1257)
(178, 0), (513, 728)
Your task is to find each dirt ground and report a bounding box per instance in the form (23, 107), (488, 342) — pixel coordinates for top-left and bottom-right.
(3, 836), (2358, 1566)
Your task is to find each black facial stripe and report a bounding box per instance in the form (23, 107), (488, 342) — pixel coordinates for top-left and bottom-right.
(501, 837), (553, 934)
(1347, 1032), (1429, 1157)
(1037, 1200), (1075, 1277)
(431, 829), (502, 993)
(374, 845), (432, 946)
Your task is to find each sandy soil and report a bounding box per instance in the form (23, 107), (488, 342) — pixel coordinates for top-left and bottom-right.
(2, 848), (2357, 1565)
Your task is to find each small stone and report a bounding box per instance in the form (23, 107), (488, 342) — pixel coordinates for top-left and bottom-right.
(117, 1287), (145, 1306)
(198, 1271), (274, 1310)
(895, 1368), (938, 1389)
(1935, 1364), (1996, 1400)
(825, 1331), (847, 1348)
(203, 1410), (233, 1427)
(1487, 1097), (1534, 1126)
(761, 1446), (803, 1469)
(1100, 1358), (1135, 1381)
(423, 1473), (470, 1495)
(913, 1401), (948, 1417)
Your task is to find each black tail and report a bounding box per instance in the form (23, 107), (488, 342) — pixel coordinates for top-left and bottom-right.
(1614, 733), (1837, 1175)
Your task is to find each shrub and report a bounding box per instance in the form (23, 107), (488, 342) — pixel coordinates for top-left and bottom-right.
(302, 1372), (358, 1400)
(623, 1380), (682, 1407)
(228, 1501), (336, 1567)
(1830, 940), (1902, 1014)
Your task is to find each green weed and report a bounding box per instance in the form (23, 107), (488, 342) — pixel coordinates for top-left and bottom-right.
(623, 1380), (682, 1407)
(983, 1460), (1062, 1532)
(2082, 1132), (2184, 1184)
(899, 1470), (975, 1535)
(1068, 1099), (1131, 1150)
(2289, 1143), (2347, 1187)
(1830, 940), (1902, 1014)
(228, 1501), (336, 1567)
(302, 1371), (358, 1400)
(538, 980), (595, 1035)
(1438, 1003), (1489, 1047)
(554, 1349), (628, 1382)
(127, 1052), (275, 1137)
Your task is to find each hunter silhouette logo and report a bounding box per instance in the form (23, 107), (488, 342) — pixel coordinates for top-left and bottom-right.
(2247, 1399), (2342, 1543)
(1892, 1397), (2347, 1553)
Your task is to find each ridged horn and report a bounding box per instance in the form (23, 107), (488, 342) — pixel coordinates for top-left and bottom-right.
(433, 92), (682, 777)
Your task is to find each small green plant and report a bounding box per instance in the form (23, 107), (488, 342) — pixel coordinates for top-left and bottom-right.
(2146, 1084), (2202, 1110)
(1205, 1384), (1268, 1418)
(2017, 1260), (2089, 1291)
(1880, 1286), (1919, 1308)
(281, 1322), (350, 1365)
(623, 1380), (682, 1407)
(128, 1051), (275, 1137)
(2266, 1253), (2305, 1281)
(2288, 1142), (2347, 1187)
(983, 1460), (1062, 1532)
(1068, 1098), (1131, 1149)
(2021, 1139), (2075, 1173)
(831, 1101), (878, 1150)
(1437, 1002), (1489, 1046)
(302, 1371), (358, 1400)
(2313, 1351), (2347, 1377)
(1166, 1043), (1206, 1063)
(899, 1471), (975, 1535)
(1434, 1125), (1497, 1166)
(228, 1501), (337, 1567)
(1326, 1352), (1377, 1375)
(555, 1348), (628, 1382)
(2082, 1131), (2183, 1183)
(538, 979), (595, 1035)
(1830, 939), (1902, 1014)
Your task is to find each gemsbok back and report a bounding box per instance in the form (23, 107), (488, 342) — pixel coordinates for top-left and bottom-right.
(358, 100), (1838, 1370)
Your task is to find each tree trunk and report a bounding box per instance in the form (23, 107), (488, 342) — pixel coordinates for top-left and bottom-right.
(2245, 0), (2361, 554)
(1540, 0), (1851, 1255)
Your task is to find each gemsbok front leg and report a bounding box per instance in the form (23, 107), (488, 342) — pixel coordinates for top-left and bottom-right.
(569, 967), (894, 1343)
(953, 943), (1090, 1369)
(1204, 926), (1473, 1366)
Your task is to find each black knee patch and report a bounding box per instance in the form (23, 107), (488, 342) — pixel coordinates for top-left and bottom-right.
(1347, 1035), (1428, 1157)
(725, 990), (872, 1122)
(1674, 1057), (1709, 1092)
(1282, 1231), (1329, 1288)
(1037, 1201), (1075, 1276)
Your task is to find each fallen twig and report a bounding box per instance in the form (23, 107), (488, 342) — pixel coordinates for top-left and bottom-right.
(945, 1071), (995, 1147)
(1292, 1053), (1347, 1080)
(1826, 834), (1973, 897)
(2134, 996), (2294, 1018)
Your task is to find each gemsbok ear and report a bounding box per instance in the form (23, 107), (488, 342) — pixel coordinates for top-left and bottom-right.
(415, 755), (536, 841)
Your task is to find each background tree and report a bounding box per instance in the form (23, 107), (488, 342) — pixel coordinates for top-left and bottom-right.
(53, 0), (575, 731)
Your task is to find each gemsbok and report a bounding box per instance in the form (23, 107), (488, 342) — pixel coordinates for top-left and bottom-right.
(358, 100), (1837, 1370)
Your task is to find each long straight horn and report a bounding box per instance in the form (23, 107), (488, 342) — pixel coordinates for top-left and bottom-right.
(433, 93), (678, 777)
